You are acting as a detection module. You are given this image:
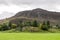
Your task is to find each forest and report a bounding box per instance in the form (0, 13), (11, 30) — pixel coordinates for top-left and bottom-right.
(0, 20), (60, 33)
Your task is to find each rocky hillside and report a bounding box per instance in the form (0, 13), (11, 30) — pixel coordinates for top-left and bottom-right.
(14, 8), (60, 20)
(2, 8), (60, 25)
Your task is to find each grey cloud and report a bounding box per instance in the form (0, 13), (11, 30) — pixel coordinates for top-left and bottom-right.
(0, 11), (14, 19)
(0, 0), (60, 11)
(0, 0), (60, 19)
(0, 0), (59, 5)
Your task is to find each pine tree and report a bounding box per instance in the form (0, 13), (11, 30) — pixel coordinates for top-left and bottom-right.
(46, 21), (50, 28)
(8, 22), (12, 29)
(32, 20), (39, 27)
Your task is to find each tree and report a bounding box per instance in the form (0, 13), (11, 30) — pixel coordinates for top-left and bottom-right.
(46, 21), (50, 28)
(41, 21), (51, 31)
(8, 22), (12, 29)
(56, 24), (60, 29)
(41, 21), (47, 31)
(12, 24), (17, 29)
(32, 20), (39, 27)
(0, 23), (10, 31)
(17, 21), (24, 32)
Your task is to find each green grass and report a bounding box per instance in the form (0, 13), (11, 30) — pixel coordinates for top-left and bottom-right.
(0, 33), (60, 40)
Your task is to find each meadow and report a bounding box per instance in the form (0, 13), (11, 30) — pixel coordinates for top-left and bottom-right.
(0, 33), (60, 40)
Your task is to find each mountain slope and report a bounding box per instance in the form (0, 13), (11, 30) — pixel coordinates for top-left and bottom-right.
(13, 8), (60, 20)
(7, 8), (60, 25)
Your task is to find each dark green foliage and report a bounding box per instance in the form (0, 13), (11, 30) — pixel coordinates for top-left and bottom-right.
(0, 23), (10, 31)
(32, 20), (39, 27)
(17, 21), (24, 31)
(19, 23), (23, 31)
(0, 20), (60, 33)
(11, 24), (17, 29)
(46, 21), (50, 28)
(8, 22), (12, 29)
(24, 21), (32, 26)
(41, 21), (48, 31)
(56, 24), (60, 29)
(41, 21), (50, 31)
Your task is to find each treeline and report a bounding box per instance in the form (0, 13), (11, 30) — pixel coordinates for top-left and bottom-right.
(0, 20), (60, 33)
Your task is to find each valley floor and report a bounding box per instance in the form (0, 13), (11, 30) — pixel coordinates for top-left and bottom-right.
(0, 33), (60, 40)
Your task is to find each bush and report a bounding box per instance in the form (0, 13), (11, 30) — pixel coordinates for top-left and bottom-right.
(11, 24), (17, 29)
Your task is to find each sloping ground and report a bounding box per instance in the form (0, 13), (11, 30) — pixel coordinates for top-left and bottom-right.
(14, 8), (60, 20)
(10, 8), (60, 25)
(1, 8), (60, 25)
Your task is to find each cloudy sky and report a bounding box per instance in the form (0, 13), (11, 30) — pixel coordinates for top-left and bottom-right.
(0, 0), (60, 19)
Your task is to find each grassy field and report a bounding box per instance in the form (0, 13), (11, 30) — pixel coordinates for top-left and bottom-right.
(0, 33), (60, 40)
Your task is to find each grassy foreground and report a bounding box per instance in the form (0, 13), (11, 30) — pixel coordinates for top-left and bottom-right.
(0, 33), (60, 40)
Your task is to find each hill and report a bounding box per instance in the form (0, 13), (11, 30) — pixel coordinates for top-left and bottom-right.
(9, 8), (60, 25)
(1, 8), (60, 25)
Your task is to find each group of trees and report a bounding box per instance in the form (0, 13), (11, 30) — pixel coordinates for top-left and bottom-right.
(0, 20), (39, 31)
(0, 20), (60, 32)
(41, 21), (51, 31)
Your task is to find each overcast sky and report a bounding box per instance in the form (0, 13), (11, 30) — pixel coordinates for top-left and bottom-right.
(0, 0), (60, 19)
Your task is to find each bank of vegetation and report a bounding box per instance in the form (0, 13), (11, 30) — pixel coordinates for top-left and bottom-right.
(0, 20), (60, 33)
